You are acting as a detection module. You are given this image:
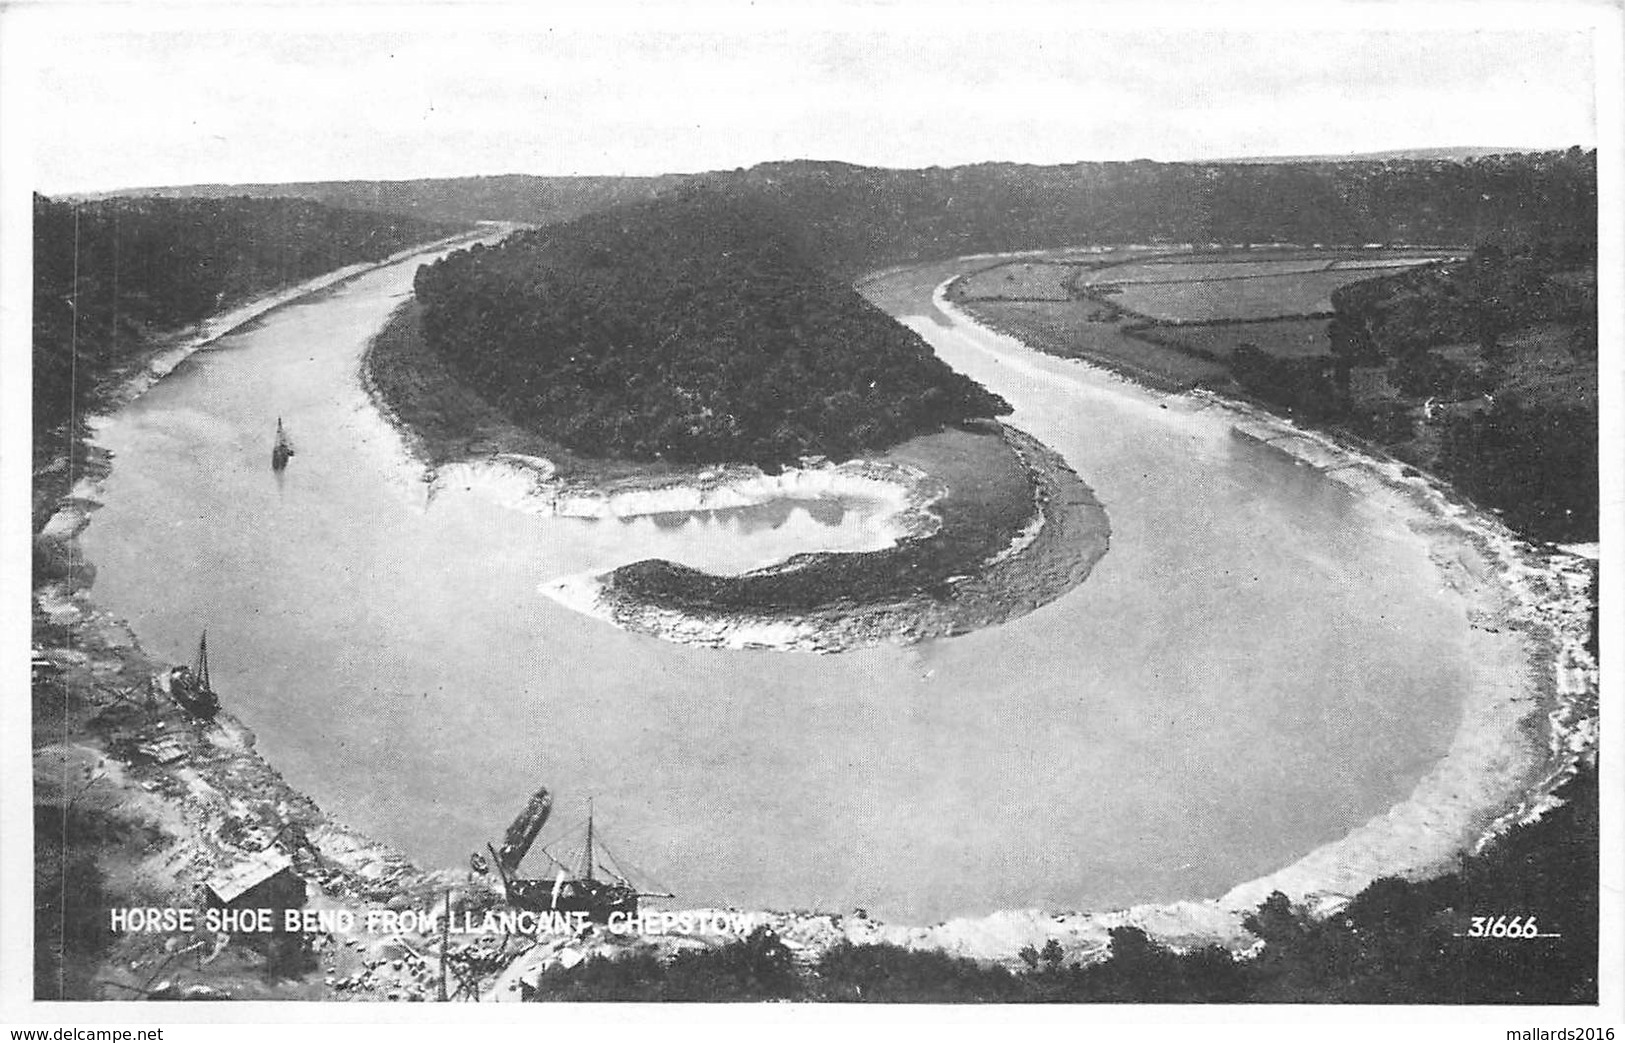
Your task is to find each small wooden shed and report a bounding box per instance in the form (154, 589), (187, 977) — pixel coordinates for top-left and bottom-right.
(203, 849), (306, 912)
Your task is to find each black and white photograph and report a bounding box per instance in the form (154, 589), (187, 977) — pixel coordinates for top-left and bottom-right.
(3, 0), (1619, 1034)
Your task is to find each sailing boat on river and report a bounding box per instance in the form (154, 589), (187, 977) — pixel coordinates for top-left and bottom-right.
(484, 789), (669, 921)
(271, 417), (295, 471)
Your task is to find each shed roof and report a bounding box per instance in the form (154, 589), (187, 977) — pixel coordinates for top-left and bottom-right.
(204, 850), (296, 904)
(137, 736), (188, 764)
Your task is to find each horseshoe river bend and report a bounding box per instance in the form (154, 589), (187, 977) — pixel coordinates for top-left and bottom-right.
(74, 240), (1577, 926)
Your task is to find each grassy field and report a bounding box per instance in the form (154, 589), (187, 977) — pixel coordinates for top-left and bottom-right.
(1076, 249), (1450, 324)
(955, 248), (1460, 383)
(1086, 250), (1452, 282)
(1133, 318), (1333, 359)
(1327, 256), (1458, 271)
(1145, 247), (1453, 264)
(1083, 258), (1335, 285)
(969, 301), (1233, 388)
(955, 262), (1079, 300)
(1105, 269), (1402, 322)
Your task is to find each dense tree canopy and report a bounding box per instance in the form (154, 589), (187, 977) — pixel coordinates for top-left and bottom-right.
(32, 193), (465, 445)
(412, 190), (1012, 467)
(119, 172), (683, 227)
(1329, 238), (1597, 361)
(716, 150), (1596, 276)
(146, 150), (1597, 276)
(1326, 238), (1597, 542)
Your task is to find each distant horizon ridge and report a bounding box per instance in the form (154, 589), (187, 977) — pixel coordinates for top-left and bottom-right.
(57, 145), (1592, 198)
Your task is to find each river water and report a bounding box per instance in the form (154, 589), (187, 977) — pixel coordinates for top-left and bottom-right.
(80, 247), (1468, 923)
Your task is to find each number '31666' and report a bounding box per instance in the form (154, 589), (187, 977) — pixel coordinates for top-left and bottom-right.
(1467, 915), (1546, 938)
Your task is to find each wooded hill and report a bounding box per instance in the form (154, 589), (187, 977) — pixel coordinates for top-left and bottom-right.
(32, 194), (466, 449)
(109, 172), (684, 228)
(411, 191), (1011, 467)
(75, 149), (1598, 528)
(705, 151), (1596, 276)
(125, 150), (1596, 275)
(1326, 239), (1598, 541)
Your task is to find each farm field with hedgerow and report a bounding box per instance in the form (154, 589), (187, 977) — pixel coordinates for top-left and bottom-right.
(1081, 257), (1337, 285)
(1078, 248), (1458, 285)
(950, 248), (1455, 376)
(953, 260), (1080, 300)
(1100, 265), (1446, 322)
(952, 238), (1597, 543)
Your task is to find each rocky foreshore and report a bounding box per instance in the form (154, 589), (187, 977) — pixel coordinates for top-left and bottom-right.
(28, 235), (502, 999)
(427, 450), (945, 539)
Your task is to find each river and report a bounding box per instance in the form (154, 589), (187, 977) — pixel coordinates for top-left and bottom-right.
(80, 245), (1469, 923)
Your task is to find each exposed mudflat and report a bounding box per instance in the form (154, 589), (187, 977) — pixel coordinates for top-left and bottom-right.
(545, 425), (1109, 652)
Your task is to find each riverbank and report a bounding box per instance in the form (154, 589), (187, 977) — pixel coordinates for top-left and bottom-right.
(31, 230), (492, 534)
(363, 298), (1112, 652)
(892, 284), (1598, 953)
(29, 233), (502, 999)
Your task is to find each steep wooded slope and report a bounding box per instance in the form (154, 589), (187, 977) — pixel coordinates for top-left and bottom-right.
(412, 191), (1011, 466)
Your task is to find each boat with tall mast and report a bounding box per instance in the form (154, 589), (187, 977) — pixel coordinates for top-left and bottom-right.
(165, 630), (221, 719)
(272, 417), (295, 471)
(484, 789), (667, 921)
